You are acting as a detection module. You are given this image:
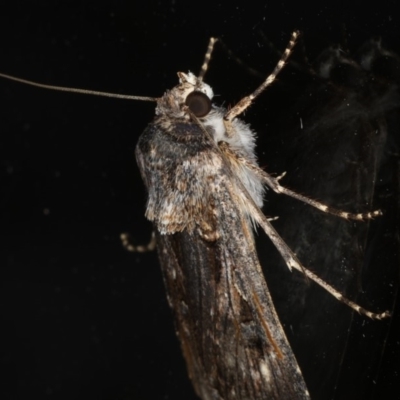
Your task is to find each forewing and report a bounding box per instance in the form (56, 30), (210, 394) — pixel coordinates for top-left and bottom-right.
(155, 173), (309, 400)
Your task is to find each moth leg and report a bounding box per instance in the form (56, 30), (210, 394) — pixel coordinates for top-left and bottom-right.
(249, 199), (391, 320)
(219, 141), (382, 221)
(120, 231), (156, 253)
(257, 30), (316, 77)
(260, 169), (382, 220)
(275, 171), (287, 181)
(223, 31), (299, 122)
(198, 37), (218, 81)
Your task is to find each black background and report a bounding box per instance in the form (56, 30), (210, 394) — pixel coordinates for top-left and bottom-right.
(0, 1), (399, 399)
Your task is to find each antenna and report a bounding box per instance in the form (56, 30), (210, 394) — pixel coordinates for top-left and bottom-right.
(0, 72), (158, 102)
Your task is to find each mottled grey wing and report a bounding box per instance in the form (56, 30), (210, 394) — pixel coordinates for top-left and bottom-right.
(155, 175), (309, 400)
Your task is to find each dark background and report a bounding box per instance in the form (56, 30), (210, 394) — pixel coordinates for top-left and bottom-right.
(0, 1), (399, 399)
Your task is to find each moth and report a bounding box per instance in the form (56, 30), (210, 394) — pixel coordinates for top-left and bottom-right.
(0, 31), (391, 400)
(121, 32), (390, 399)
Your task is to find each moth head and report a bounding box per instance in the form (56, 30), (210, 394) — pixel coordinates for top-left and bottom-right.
(156, 72), (214, 119)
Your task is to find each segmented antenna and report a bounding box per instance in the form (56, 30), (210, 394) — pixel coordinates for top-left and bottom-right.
(0, 72), (158, 102)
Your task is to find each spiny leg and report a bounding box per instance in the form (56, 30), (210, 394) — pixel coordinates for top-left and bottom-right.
(218, 141), (382, 221)
(224, 30), (299, 122)
(250, 200), (391, 320)
(198, 37), (218, 81)
(120, 231), (156, 253)
(257, 29), (314, 76)
(260, 169), (382, 220)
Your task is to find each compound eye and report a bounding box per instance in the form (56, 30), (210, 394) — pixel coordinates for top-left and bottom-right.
(185, 91), (211, 117)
